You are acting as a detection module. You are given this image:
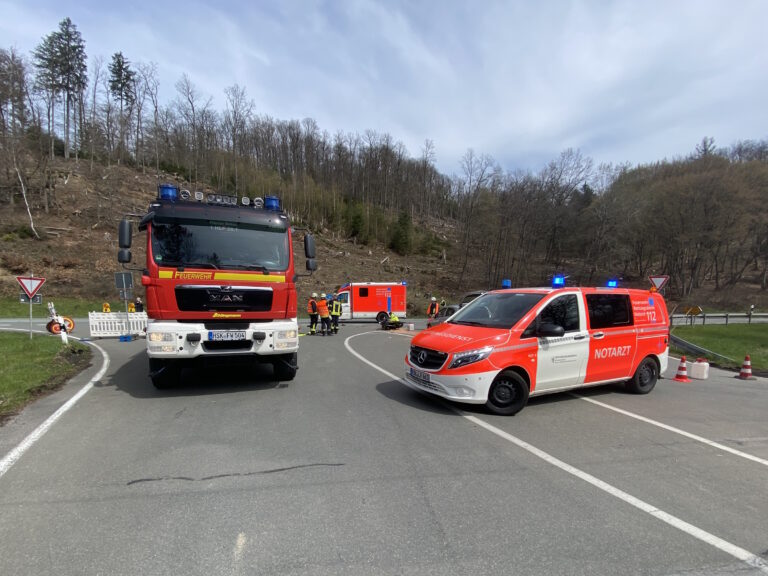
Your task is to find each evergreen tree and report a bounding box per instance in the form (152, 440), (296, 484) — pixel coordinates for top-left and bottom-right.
(108, 51), (135, 163)
(33, 31), (61, 159)
(55, 17), (87, 159)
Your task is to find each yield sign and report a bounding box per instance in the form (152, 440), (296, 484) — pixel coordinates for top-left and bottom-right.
(648, 275), (669, 291)
(16, 276), (46, 298)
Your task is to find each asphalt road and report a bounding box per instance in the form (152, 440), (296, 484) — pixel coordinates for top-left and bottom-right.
(1, 322), (767, 575)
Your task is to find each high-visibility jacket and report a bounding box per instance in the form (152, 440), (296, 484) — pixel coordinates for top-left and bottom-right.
(317, 299), (330, 318)
(427, 301), (439, 316)
(331, 300), (342, 316)
(307, 298), (318, 314)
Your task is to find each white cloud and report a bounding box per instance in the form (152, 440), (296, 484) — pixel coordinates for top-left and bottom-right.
(2, 0), (766, 173)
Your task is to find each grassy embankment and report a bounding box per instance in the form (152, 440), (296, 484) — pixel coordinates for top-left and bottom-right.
(0, 333), (92, 422)
(671, 324), (767, 371)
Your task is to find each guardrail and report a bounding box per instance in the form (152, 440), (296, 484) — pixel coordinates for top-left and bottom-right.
(670, 312), (768, 326)
(668, 334), (736, 364)
(88, 311), (147, 338)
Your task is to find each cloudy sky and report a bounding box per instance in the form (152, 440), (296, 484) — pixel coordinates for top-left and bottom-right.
(2, 0), (766, 174)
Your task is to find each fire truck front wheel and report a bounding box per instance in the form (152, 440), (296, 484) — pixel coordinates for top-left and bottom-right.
(626, 357), (658, 394)
(486, 370), (529, 416)
(149, 358), (179, 389)
(273, 353), (297, 381)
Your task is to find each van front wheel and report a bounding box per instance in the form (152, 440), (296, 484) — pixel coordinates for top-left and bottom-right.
(486, 371), (529, 416)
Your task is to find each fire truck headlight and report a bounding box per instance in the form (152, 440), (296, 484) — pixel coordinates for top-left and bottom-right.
(148, 331), (176, 353)
(449, 346), (493, 369)
(274, 329), (298, 349)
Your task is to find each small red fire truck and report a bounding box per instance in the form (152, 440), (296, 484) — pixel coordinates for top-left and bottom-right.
(335, 282), (407, 323)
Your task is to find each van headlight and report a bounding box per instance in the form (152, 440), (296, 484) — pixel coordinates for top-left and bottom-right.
(449, 346), (493, 369)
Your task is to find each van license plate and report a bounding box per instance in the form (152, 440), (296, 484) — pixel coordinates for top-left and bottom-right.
(209, 330), (246, 341)
(410, 367), (430, 383)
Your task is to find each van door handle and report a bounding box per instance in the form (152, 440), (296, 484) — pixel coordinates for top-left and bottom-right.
(573, 334), (586, 340)
(592, 332), (605, 339)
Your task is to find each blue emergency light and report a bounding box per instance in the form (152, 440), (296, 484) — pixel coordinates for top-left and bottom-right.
(552, 275), (565, 288)
(264, 196), (281, 211)
(501, 279), (512, 288)
(158, 183), (179, 201)
(607, 279), (618, 288)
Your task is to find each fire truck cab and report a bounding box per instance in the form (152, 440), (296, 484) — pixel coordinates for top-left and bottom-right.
(404, 287), (669, 415)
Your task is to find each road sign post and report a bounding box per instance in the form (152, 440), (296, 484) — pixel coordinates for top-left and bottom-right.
(16, 275), (45, 340)
(115, 272), (133, 339)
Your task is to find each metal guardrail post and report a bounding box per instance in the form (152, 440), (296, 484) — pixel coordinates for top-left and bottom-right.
(725, 313), (728, 325)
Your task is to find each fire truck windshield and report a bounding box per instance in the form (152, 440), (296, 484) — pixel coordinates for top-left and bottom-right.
(150, 217), (289, 271)
(449, 292), (544, 329)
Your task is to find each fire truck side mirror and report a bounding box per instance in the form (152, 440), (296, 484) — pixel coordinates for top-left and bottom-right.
(118, 219), (133, 249)
(306, 259), (317, 272)
(118, 249), (132, 264)
(304, 234), (316, 259)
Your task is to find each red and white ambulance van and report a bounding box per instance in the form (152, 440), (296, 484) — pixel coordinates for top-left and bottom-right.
(336, 282), (407, 323)
(404, 287), (669, 415)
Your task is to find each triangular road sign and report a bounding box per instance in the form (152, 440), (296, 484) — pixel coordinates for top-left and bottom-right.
(648, 275), (669, 291)
(16, 276), (46, 298)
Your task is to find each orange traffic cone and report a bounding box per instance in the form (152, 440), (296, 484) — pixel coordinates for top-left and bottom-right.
(673, 356), (691, 383)
(735, 355), (757, 380)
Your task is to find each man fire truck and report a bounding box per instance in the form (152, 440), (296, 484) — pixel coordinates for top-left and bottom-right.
(405, 284), (669, 415)
(117, 185), (316, 388)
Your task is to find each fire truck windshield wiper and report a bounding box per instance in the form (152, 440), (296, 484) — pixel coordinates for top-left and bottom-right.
(175, 261), (219, 270)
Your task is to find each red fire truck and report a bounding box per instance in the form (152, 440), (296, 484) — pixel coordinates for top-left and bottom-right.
(336, 282), (407, 323)
(118, 185), (316, 388)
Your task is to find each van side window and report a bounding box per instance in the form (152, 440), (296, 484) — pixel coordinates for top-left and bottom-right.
(586, 294), (633, 329)
(522, 294), (580, 337)
(359, 288), (368, 298)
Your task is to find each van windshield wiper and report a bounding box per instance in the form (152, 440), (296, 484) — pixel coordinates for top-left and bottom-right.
(450, 320), (490, 327)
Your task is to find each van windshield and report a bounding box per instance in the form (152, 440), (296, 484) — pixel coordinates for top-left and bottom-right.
(449, 292), (544, 329)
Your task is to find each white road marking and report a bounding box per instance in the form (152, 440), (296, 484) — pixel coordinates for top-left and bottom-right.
(344, 331), (768, 574)
(574, 395), (768, 468)
(232, 532), (247, 575)
(0, 329), (110, 480)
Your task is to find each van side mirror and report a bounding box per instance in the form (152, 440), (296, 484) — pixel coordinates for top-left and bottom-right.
(304, 234), (316, 259)
(118, 249), (132, 264)
(306, 259), (317, 272)
(536, 322), (565, 338)
(118, 219), (132, 249)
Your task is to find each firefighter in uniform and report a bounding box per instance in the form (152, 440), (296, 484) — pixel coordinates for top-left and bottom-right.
(330, 294), (342, 334)
(307, 293), (319, 335)
(317, 293), (331, 336)
(427, 296), (439, 318)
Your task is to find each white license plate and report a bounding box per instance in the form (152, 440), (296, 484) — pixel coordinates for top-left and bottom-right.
(410, 367), (430, 383)
(208, 330), (247, 341)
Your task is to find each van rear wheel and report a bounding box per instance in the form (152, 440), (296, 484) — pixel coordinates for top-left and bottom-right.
(626, 357), (658, 394)
(486, 371), (529, 416)
(376, 311), (388, 324)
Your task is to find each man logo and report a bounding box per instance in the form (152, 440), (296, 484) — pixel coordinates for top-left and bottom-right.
(417, 350), (428, 365)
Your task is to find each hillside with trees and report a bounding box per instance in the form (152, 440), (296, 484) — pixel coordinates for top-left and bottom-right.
(1, 17), (767, 311)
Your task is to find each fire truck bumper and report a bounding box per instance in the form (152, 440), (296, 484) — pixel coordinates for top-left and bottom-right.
(146, 319), (300, 359)
(403, 360), (495, 404)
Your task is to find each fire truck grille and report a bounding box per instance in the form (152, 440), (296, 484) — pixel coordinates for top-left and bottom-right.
(175, 287), (273, 312)
(409, 346), (448, 370)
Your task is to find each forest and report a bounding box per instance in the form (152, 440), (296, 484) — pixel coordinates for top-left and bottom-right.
(1, 17), (767, 298)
